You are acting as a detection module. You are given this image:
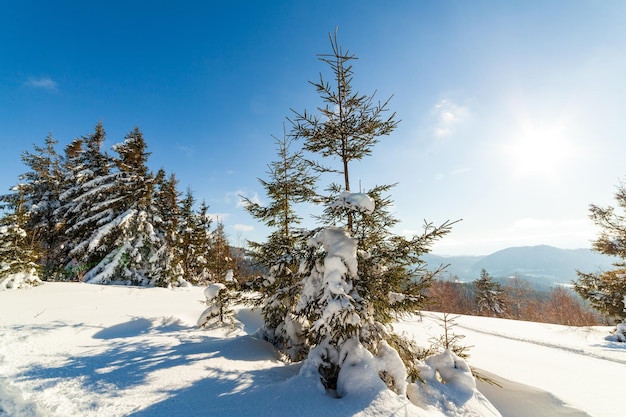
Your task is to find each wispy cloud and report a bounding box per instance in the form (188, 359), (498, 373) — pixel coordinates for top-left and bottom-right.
(431, 99), (470, 138)
(24, 76), (58, 91)
(229, 190), (262, 208)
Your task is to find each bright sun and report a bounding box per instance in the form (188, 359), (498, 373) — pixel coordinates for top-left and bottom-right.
(504, 122), (574, 181)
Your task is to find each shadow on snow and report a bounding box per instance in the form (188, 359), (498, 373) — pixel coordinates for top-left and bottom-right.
(14, 311), (401, 417)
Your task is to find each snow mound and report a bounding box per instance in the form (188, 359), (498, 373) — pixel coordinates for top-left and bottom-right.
(408, 350), (501, 417)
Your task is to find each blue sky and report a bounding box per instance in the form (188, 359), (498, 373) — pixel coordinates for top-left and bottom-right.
(1, 1), (625, 255)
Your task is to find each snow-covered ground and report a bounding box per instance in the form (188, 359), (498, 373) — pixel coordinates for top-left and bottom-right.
(0, 283), (622, 417)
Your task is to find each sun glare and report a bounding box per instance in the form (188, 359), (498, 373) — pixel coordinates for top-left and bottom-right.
(504, 122), (574, 181)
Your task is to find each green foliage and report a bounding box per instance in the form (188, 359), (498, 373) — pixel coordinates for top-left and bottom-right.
(242, 130), (318, 360)
(207, 221), (236, 283)
(575, 270), (626, 322)
(575, 179), (626, 323)
(290, 31), (398, 194)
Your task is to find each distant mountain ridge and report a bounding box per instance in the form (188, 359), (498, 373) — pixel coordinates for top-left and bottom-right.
(423, 245), (616, 287)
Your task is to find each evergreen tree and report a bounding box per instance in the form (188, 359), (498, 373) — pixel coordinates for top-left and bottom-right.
(283, 32), (455, 393)
(0, 184), (42, 289)
(473, 269), (506, 317)
(197, 282), (238, 328)
(1, 134), (65, 279)
(153, 170), (184, 285)
(176, 191), (213, 285)
(575, 180), (626, 323)
(207, 221), (235, 283)
(56, 136), (86, 278)
(2, 123), (190, 288)
(60, 123), (115, 279)
(290, 31), (398, 232)
(242, 131), (317, 360)
(77, 128), (168, 286)
(189, 200), (214, 284)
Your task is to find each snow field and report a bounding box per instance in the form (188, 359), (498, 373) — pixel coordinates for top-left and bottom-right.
(1, 283), (622, 416)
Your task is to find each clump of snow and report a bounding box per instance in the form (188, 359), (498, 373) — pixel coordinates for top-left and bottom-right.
(613, 322), (626, 342)
(307, 226), (358, 277)
(203, 282), (227, 301)
(375, 340), (408, 395)
(330, 191), (375, 214)
(388, 291), (406, 304)
(336, 337), (388, 398)
(0, 271), (41, 291)
(408, 349), (501, 417)
(224, 269), (235, 282)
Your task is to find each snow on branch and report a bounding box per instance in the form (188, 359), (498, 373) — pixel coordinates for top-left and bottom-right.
(330, 191), (375, 214)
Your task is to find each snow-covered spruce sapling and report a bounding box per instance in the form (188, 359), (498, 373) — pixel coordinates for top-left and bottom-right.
(198, 276), (238, 328)
(296, 225), (368, 392)
(427, 312), (471, 360)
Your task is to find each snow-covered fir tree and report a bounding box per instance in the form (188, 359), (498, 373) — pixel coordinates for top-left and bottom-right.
(473, 269), (506, 317)
(0, 184), (42, 290)
(55, 136), (87, 278)
(176, 192), (213, 285)
(0, 134), (65, 280)
(3, 122), (222, 288)
(75, 128), (172, 286)
(152, 169), (185, 285)
(59, 123), (115, 280)
(242, 131), (317, 361)
(197, 280), (238, 328)
(575, 179), (626, 325)
(249, 32), (456, 394)
(207, 221), (236, 284)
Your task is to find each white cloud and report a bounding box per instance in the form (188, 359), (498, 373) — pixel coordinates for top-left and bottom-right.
(207, 212), (230, 223)
(233, 224), (254, 232)
(231, 190), (262, 208)
(24, 76), (58, 91)
(431, 99), (470, 138)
